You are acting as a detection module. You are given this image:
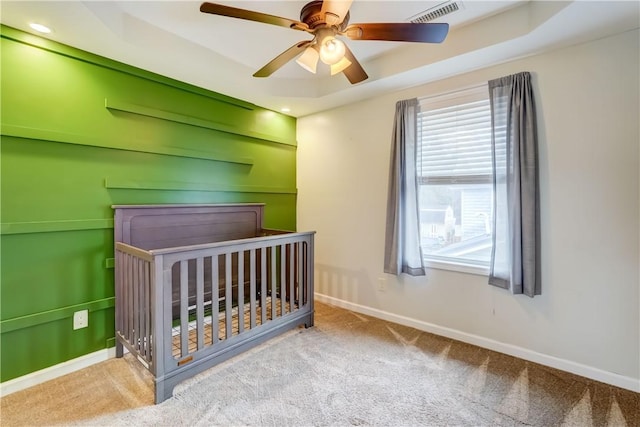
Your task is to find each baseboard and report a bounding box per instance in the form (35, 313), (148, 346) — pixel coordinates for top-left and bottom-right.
(0, 347), (117, 397)
(3, 297), (638, 396)
(315, 293), (640, 393)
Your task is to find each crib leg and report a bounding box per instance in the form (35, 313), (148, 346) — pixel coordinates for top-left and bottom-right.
(304, 312), (314, 328)
(155, 379), (169, 404)
(155, 376), (179, 404)
(115, 340), (124, 358)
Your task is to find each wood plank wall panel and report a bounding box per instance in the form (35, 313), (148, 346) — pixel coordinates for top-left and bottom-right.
(0, 25), (298, 382)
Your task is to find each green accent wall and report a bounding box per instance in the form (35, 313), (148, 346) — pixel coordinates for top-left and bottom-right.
(0, 25), (298, 382)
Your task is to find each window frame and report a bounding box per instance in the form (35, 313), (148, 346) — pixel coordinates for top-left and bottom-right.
(417, 85), (492, 276)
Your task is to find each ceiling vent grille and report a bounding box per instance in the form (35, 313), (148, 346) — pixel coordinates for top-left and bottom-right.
(410, 1), (462, 23)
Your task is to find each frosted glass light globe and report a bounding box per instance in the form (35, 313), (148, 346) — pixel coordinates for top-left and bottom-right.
(319, 36), (346, 65)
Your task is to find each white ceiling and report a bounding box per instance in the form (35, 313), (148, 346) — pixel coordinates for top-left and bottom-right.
(1, 1), (638, 117)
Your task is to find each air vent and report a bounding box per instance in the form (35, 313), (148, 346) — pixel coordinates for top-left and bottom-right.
(410, 1), (462, 23)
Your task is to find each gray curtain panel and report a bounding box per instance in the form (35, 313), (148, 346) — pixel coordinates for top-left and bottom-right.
(384, 98), (426, 276)
(488, 71), (541, 297)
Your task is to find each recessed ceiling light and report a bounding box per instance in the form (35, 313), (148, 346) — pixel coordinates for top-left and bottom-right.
(29, 23), (52, 34)
(281, 107), (291, 113)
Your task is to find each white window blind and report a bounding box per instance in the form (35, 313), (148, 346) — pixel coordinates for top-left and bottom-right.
(418, 86), (493, 184)
(417, 85), (494, 271)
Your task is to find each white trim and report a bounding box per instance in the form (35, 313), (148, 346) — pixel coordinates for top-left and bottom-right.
(0, 347), (116, 397)
(314, 293), (640, 393)
(418, 82), (487, 109)
(4, 297), (640, 396)
(424, 258), (489, 276)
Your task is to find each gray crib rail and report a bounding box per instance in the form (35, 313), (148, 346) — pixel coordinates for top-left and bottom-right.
(115, 231), (315, 403)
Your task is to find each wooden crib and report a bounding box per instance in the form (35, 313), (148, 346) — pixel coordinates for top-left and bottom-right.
(113, 204), (315, 403)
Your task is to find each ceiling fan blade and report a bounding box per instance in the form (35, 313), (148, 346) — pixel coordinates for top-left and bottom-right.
(200, 2), (309, 31)
(345, 22), (449, 43)
(320, 0), (353, 26)
(253, 40), (313, 78)
(342, 44), (368, 84)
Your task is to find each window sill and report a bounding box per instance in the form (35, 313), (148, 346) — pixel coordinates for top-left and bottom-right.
(424, 259), (489, 277)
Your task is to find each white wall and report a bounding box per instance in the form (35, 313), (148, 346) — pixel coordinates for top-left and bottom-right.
(297, 29), (639, 390)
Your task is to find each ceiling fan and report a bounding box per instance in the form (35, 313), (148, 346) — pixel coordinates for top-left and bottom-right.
(199, 1), (449, 84)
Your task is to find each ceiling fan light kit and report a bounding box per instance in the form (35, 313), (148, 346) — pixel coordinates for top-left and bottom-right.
(319, 35), (346, 65)
(331, 56), (352, 76)
(296, 46), (320, 73)
(199, 0), (450, 84)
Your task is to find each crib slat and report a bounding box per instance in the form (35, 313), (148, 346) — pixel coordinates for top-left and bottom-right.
(211, 256), (219, 345)
(143, 260), (150, 360)
(271, 246), (277, 320)
(196, 257), (205, 350)
(139, 259), (145, 351)
(134, 258), (141, 352)
(126, 254), (132, 342)
(237, 251), (245, 334)
(249, 249), (256, 329)
(289, 243), (295, 313)
(225, 253), (232, 339)
(297, 242), (303, 309)
(303, 243), (307, 306)
(180, 260), (189, 357)
(303, 242), (310, 306)
(260, 248), (267, 324)
(122, 253), (128, 341)
(280, 244), (286, 316)
(132, 256), (137, 343)
(139, 259), (146, 354)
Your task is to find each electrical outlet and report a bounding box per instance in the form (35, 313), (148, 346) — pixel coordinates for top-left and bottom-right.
(377, 277), (387, 292)
(73, 310), (89, 330)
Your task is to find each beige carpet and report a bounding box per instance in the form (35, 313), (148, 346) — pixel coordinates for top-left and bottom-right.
(1, 302), (638, 426)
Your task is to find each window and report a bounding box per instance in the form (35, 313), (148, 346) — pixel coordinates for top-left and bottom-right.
(417, 86), (493, 272)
